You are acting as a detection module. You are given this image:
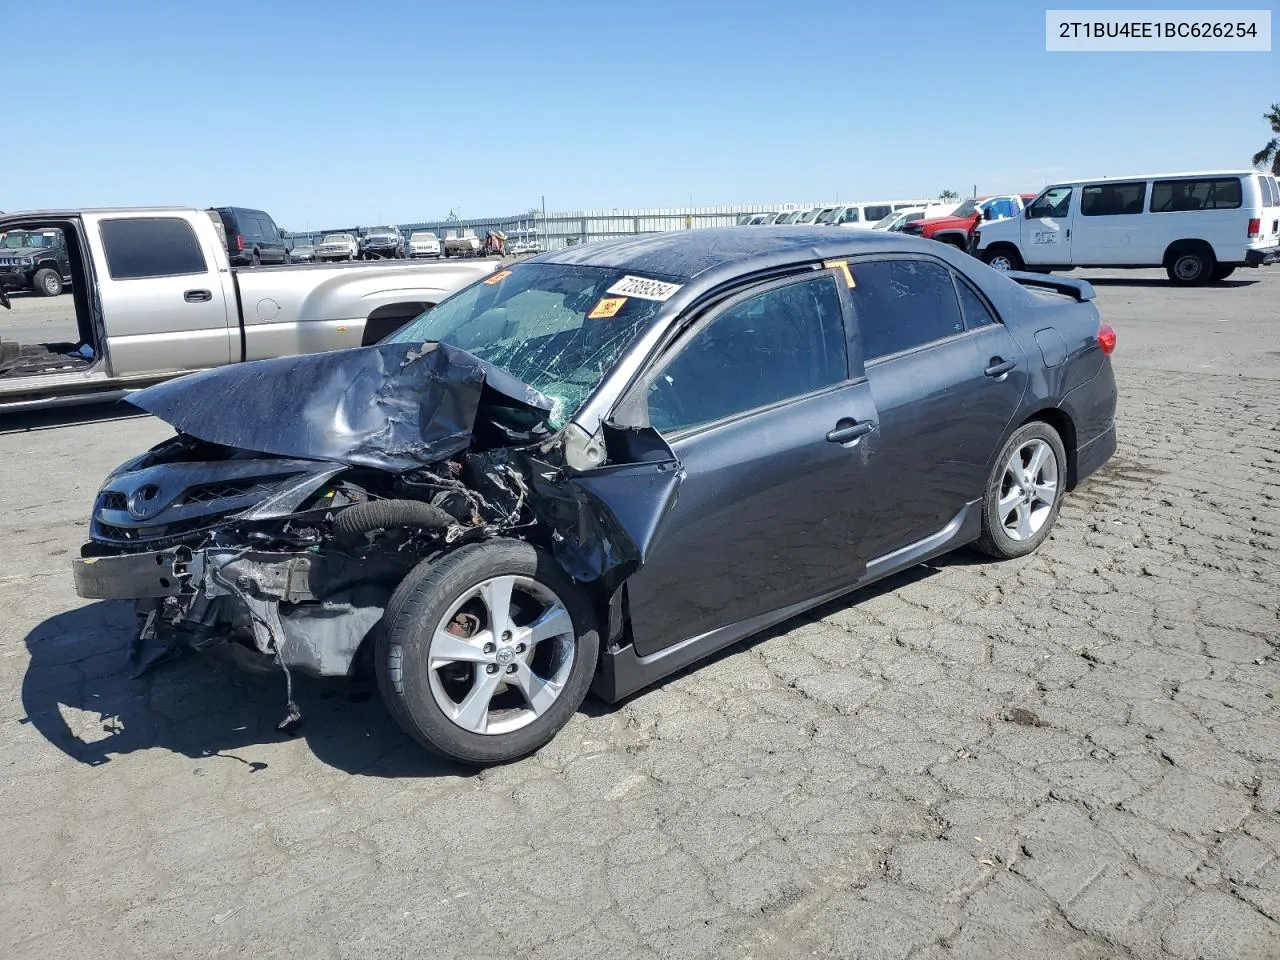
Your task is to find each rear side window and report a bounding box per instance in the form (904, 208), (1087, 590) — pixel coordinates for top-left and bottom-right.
(863, 205), (892, 221)
(1081, 182), (1147, 216)
(850, 259), (965, 361)
(99, 218), (207, 280)
(646, 276), (847, 433)
(1270, 177), (1279, 206)
(1150, 177), (1242, 212)
(1259, 175), (1278, 206)
(954, 275), (998, 329)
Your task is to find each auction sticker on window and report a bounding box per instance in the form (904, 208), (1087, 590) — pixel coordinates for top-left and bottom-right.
(606, 275), (683, 301)
(484, 269), (512, 285)
(588, 296), (627, 319)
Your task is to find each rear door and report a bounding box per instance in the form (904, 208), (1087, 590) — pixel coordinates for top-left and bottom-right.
(848, 256), (1029, 559)
(85, 213), (235, 375)
(1021, 185), (1075, 266)
(615, 269), (882, 658)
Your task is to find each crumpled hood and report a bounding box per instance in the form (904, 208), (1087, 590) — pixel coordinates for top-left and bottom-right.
(126, 341), (557, 472)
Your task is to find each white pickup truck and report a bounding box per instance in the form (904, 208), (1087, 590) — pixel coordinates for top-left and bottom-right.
(0, 207), (501, 413)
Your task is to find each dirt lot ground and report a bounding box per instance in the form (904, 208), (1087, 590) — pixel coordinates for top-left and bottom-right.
(2, 268), (1278, 959)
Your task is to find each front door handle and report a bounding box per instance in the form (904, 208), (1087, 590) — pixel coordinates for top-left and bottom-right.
(985, 358), (1017, 379)
(827, 419), (875, 444)
(184, 289), (212, 303)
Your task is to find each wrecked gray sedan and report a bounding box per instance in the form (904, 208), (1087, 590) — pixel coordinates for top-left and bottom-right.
(73, 228), (1117, 764)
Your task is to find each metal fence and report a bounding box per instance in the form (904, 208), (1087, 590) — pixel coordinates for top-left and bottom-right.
(284, 199), (936, 251)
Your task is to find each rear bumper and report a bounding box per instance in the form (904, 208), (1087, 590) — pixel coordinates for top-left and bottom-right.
(1074, 421), (1117, 487)
(1244, 246), (1279, 267)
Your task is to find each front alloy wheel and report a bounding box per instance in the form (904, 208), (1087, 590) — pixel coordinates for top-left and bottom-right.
(376, 539), (599, 764)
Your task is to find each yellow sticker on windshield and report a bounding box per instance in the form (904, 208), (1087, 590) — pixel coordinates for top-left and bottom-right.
(823, 259), (856, 288)
(588, 296), (627, 319)
(484, 269), (512, 285)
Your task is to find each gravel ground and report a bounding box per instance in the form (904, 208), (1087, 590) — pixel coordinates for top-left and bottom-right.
(1, 268), (1278, 959)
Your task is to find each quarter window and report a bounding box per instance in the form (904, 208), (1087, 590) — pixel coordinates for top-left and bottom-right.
(1080, 182), (1147, 216)
(954, 276), (998, 329)
(849, 259), (965, 360)
(645, 276), (847, 433)
(99, 218), (207, 280)
(1150, 177), (1242, 212)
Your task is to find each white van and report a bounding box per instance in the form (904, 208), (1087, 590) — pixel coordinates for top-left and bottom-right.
(973, 170), (1280, 285)
(818, 199), (933, 229)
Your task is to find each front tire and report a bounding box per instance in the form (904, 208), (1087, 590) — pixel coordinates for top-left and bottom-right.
(376, 539), (600, 765)
(972, 421), (1067, 560)
(983, 246), (1024, 273)
(32, 268), (63, 297)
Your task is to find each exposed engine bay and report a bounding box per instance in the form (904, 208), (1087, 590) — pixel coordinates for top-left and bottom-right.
(72, 340), (682, 728)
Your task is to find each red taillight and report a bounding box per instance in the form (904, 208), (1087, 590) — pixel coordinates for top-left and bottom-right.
(1097, 323), (1117, 354)
(235, 234), (245, 251)
(1247, 218), (1261, 238)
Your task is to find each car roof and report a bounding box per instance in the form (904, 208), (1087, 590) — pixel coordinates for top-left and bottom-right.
(1043, 169), (1259, 187)
(533, 226), (950, 282)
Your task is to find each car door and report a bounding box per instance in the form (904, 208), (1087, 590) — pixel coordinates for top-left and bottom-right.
(847, 257), (1029, 559)
(1071, 181), (1148, 265)
(256, 212), (286, 263)
(1021, 185), (1075, 266)
(86, 213), (236, 375)
(615, 270), (882, 659)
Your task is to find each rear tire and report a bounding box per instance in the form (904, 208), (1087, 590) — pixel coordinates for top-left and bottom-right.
(375, 539), (600, 765)
(983, 246), (1024, 273)
(972, 421), (1067, 560)
(1165, 246), (1215, 286)
(32, 268), (62, 297)
(1210, 265), (1236, 281)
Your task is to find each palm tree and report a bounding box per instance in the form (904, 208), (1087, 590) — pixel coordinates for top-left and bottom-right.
(1253, 103), (1280, 175)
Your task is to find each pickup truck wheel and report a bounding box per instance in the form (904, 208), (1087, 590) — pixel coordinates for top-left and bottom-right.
(32, 268), (63, 297)
(1166, 246), (1215, 286)
(375, 539), (600, 765)
(983, 246), (1023, 272)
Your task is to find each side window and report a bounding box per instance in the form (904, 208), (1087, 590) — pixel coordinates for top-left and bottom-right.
(645, 276), (847, 433)
(841, 208), (861, 223)
(99, 218), (208, 280)
(849, 259), (965, 361)
(953, 275), (998, 330)
(863, 205), (892, 222)
(1028, 187), (1072, 219)
(259, 215), (280, 239)
(1150, 177), (1243, 212)
(1081, 182), (1146, 216)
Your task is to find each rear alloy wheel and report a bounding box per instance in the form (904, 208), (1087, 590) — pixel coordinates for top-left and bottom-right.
(376, 539), (599, 764)
(32, 267), (63, 297)
(983, 247), (1023, 273)
(1166, 247), (1214, 286)
(973, 422), (1067, 559)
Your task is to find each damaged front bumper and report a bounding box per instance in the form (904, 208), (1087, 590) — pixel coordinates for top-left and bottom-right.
(74, 545), (391, 679)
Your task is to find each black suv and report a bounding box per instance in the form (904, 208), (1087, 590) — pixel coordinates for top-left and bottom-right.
(211, 207), (288, 267)
(0, 228), (71, 296)
(359, 227), (405, 260)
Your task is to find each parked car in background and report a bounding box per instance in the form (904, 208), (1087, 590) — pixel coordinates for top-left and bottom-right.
(900, 194), (1032, 249)
(69, 226), (1117, 765)
(409, 231), (442, 258)
(0, 227), (72, 296)
(210, 207), (288, 266)
(0, 206), (499, 412)
(360, 227), (405, 260)
(773, 210), (807, 224)
(741, 212), (778, 226)
(288, 245), (316, 263)
(444, 230), (482, 257)
(315, 233), (360, 262)
(974, 170), (1280, 284)
(822, 200), (932, 229)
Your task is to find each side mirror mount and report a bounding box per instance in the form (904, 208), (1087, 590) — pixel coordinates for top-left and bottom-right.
(982, 207), (994, 221)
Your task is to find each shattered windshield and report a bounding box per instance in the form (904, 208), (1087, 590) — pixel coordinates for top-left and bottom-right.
(386, 263), (670, 427)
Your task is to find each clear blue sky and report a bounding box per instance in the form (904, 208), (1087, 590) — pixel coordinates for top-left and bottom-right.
(15, 0), (1277, 228)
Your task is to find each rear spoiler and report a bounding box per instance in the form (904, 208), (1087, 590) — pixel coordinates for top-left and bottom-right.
(1006, 271), (1095, 302)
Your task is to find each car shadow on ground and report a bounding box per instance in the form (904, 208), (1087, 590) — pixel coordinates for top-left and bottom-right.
(19, 600), (475, 779)
(1082, 277), (1259, 288)
(0, 400), (150, 435)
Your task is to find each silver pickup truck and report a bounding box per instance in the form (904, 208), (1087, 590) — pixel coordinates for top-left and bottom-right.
(0, 207), (500, 412)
